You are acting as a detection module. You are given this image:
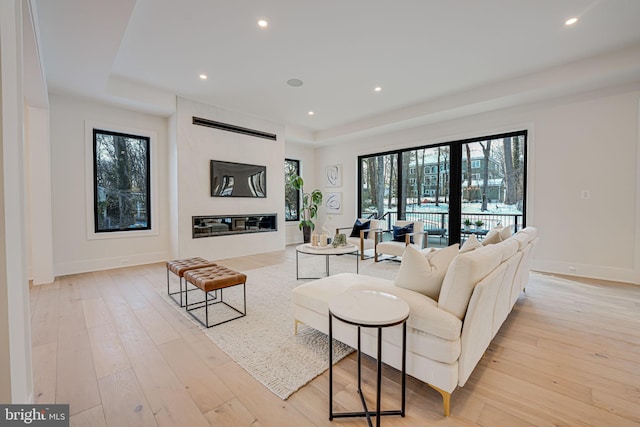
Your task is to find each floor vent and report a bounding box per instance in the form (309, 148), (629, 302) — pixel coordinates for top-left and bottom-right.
(192, 117), (277, 141)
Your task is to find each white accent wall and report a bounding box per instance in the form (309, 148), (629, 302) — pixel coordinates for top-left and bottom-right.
(173, 97), (286, 260)
(314, 84), (640, 284)
(49, 94), (170, 275)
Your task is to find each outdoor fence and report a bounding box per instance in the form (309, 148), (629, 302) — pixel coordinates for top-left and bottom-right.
(379, 210), (523, 235)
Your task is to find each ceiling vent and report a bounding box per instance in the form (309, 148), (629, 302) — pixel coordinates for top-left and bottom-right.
(192, 117), (277, 141)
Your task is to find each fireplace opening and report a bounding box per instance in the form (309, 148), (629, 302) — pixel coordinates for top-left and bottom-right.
(192, 214), (277, 238)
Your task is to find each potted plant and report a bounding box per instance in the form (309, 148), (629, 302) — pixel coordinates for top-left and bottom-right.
(475, 220), (484, 230)
(463, 218), (472, 230)
(289, 175), (323, 243)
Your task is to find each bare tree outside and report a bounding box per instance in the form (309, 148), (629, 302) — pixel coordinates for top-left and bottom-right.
(376, 156), (386, 217)
(502, 137), (517, 204)
(479, 140), (492, 211)
(387, 155), (395, 213)
(284, 159), (300, 221)
(94, 129), (150, 232)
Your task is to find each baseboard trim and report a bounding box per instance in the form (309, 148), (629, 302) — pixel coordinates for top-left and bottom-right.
(532, 259), (639, 285)
(53, 251), (170, 277)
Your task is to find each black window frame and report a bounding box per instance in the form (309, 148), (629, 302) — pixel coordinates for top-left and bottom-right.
(357, 130), (527, 244)
(93, 128), (151, 233)
(285, 158), (301, 222)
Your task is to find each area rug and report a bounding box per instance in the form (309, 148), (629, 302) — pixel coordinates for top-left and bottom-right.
(159, 253), (399, 399)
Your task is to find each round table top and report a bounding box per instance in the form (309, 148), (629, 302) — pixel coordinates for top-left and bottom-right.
(329, 289), (410, 326)
(296, 243), (358, 255)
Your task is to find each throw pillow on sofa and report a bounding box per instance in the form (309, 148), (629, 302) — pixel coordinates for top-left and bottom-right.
(438, 244), (504, 319)
(499, 225), (513, 240)
(350, 219), (371, 238)
(483, 225), (513, 246)
(394, 244), (459, 300)
(460, 233), (483, 253)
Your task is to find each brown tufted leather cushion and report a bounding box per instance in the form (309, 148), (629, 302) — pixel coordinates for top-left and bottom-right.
(183, 265), (247, 293)
(166, 257), (218, 277)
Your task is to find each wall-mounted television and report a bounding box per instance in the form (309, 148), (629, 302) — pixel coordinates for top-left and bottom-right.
(210, 160), (267, 198)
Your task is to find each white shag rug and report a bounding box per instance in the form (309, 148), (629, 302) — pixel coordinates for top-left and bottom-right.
(160, 253), (399, 400)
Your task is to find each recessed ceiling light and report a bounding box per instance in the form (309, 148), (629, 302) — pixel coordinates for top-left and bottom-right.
(258, 19), (268, 28)
(287, 78), (303, 87)
(308, 111), (314, 116)
(374, 86), (382, 92)
(565, 17), (578, 26)
(199, 74), (208, 80)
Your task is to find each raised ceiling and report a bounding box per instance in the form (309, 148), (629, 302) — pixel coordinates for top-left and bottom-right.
(34, 0), (640, 143)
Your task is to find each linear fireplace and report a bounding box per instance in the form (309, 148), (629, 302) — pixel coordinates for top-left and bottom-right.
(192, 214), (277, 238)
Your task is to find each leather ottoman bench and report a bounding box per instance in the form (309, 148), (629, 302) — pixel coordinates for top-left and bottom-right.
(166, 257), (218, 307)
(183, 265), (247, 328)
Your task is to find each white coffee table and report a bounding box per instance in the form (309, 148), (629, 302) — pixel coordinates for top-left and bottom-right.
(328, 289), (410, 427)
(295, 243), (358, 280)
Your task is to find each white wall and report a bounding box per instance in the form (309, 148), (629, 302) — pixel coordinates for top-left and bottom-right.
(26, 106), (54, 284)
(314, 85), (640, 284)
(49, 94), (170, 275)
(0, 0), (33, 403)
(174, 97), (286, 260)
(284, 140), (317, 245)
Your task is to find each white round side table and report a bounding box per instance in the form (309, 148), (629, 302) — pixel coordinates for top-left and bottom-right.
(328, 289), (410, 427)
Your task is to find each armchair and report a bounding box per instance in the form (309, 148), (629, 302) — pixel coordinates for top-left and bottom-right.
(336, 218), (381, 260)
(374, 220), (426, 262)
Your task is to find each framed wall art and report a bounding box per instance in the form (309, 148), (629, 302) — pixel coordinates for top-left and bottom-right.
(324, 192), (343, 214)
(325, 163), (342, 187)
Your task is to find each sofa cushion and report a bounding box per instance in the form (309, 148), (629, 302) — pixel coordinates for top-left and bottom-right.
(350, 281), (462, 342)
(497, 238), (519, 262)
(350, 219), (371, 238)
(292, 272), (462, 342)
(499, 225), (513, 240)
(438, 244), (504, 319)
(513, 227), (536, 249)
(459, 234), (483, 253)
(394, 244), (459, 300)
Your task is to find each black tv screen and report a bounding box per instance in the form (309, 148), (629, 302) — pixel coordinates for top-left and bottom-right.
(210, 160), (266, 198)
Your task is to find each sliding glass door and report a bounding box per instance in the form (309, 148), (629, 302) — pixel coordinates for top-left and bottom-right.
(358, 131), (527, 247)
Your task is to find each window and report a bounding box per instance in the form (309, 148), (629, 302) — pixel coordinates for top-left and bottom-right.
(358, 130), (527, 246)
(93, 129), (150, 232)
(285, 159), (300, 221)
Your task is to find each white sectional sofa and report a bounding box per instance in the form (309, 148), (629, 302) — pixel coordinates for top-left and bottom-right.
(292, 227), (538, 416)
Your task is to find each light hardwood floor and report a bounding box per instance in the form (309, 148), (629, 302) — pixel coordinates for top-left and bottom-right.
(30, 247), (640, 426)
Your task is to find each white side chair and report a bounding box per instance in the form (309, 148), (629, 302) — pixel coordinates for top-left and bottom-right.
(374, 220), (426, 262)
(336, 218), (381, 260)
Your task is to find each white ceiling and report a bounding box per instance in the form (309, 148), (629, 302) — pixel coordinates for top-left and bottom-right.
(33, 0), (640, 143)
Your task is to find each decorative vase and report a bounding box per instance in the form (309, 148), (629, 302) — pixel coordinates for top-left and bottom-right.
(320, 233), (328, 247)
(302, 225), (312, 243)
(311, 233), (319, 246)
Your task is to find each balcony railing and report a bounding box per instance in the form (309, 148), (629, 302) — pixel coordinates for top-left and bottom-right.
(379, 210), (523, 235)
